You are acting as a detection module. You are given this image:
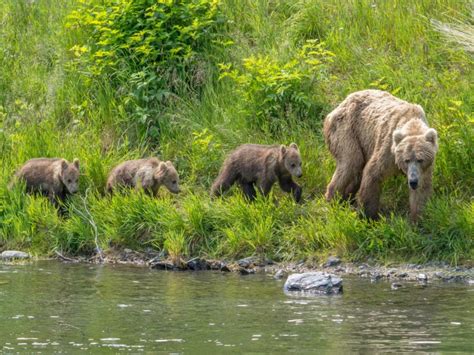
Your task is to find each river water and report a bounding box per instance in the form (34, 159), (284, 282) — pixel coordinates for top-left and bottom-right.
(0, 261), (472, 352)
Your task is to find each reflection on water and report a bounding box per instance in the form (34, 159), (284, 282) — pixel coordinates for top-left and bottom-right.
(0, 261), (472, 352)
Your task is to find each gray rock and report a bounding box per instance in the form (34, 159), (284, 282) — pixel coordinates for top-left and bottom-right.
(0, 251), (30, 260)
(391, 282), (403, 290)
(467, 279), (474, 286)
(397, 272), (408, 278)
(237, 257), (257, 268)
(323, 256), (341, 268)
(239, 267), (255, 275)
(386, 268), (398, 276)
(284, 272), (343, 295)
(274, 269), (286, 280)
(150, 261), (178, 270)
(370, 272), (383, 282)
(220, 263), (231, 272)
(417, 273), (428, 281)
(186, 258), (210, 271)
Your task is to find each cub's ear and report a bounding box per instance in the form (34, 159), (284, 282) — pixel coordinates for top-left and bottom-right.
(166, 160), (173, 167)
(425, 128), (437, 145)
(280, 145), (287, 155)
(61, 159), (68, 171)
(158, 161), (168, 172)
(392, 130), (405, 145)
(289, 143), (299, 151)
(73, 158), (80, 169)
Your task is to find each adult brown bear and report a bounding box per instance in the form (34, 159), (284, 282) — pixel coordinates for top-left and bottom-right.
(324, 89), (438, 222)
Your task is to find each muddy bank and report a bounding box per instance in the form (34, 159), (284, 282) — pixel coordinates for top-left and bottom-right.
(2, 248), (472, 285)
(43, 249), (474, 285)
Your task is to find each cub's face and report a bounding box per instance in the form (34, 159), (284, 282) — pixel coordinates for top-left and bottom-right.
(282, 143), (303, 178)
(155, 161), (180, 194)
(61, 159), (80, 194)
(393, 129), (438, 190)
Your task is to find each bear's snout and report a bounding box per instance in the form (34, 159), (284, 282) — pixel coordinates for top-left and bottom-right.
(409, 179), (418, 190)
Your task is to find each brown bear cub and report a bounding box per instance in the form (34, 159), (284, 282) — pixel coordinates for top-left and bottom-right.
(211, 143), (303, 202)
(12, 158), (80, 207)
(324, 89), (438, 222)
(106, 158), (180, 195)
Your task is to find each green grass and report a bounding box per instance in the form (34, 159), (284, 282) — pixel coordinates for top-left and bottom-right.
(0, 0), (473, 265)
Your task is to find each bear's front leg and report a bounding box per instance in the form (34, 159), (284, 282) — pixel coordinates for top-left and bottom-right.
(240, 182), (257, 201)
(358, 163), (383, 219)
(278, 176), (302, 203)
(257, 180), (275, 198)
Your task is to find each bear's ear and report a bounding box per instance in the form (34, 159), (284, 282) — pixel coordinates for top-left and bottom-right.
(289, 143), (299, 151)
(280, 145), (287, 155)
(158, 161), (168, 172)
(73, 158), (80, 170)
(61, 159), (69, 171)
(425, 128), (437, 145)
(166, 160), (173, 167)
(392, 130), (405, 145)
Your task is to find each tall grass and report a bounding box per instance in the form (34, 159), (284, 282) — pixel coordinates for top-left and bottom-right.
(0, 0), (472, 264)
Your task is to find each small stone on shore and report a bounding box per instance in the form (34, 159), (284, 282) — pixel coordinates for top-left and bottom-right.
(417, 273), (428, 282)
(239, 267), (255, 275)
(323, 256), (341, 268)
(274, 269), (286, 280)
(0, 251), (30, 260)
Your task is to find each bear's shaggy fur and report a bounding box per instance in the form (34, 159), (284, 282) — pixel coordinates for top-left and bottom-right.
(211, 143), (303, 202)
(12, 158), (80, 206)
(323, 89), (438, 221)
(106, 158), (180, 195)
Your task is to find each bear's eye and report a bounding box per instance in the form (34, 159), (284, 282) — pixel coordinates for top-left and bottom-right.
(172, 180), (177, 184)
(404, 159), (410, 164)
(291, 163), (296, 168)
(417, 159), (424, 164)
(68, 179), (72, 183)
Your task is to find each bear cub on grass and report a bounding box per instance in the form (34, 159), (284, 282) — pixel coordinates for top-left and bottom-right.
(324, 89), (438, 222)
(211, 143), (303, 202)
(106, 158), (180, 196)
(12, 158), (80, 207)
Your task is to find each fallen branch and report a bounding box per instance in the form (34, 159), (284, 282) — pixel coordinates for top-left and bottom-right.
(54, 250), (77, 263)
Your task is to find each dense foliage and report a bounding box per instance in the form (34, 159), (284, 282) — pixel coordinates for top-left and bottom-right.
(0, 0), (472, 264)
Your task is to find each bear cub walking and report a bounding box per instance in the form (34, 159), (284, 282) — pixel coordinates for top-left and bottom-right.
(324, 89), (438, 222)
(211, 143), (303, 202)
(12, 158), (80, 207)
(106, 158), (180, 195)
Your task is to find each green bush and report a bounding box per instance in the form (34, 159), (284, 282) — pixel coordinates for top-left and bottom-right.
(219, 40), (334, 132)
(66, 0), (225, 138)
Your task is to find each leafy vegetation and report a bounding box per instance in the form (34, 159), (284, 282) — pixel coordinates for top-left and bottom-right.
(0, 0), (472, 265)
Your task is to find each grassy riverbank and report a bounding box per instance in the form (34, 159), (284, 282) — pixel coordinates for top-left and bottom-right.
(0, 0), (472, 264)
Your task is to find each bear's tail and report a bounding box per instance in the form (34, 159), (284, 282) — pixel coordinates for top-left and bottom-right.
(210, 166), (237, 197)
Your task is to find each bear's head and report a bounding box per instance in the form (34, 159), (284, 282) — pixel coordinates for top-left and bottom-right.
(154, 161), (180, 194)
(392, 128), (438, 190)
(60, 158), (80, 194)
(280, 143), (303, 178)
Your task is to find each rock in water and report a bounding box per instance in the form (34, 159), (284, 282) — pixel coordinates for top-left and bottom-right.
(284, 272), (343, 295)
(0, 251), (30, 260)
